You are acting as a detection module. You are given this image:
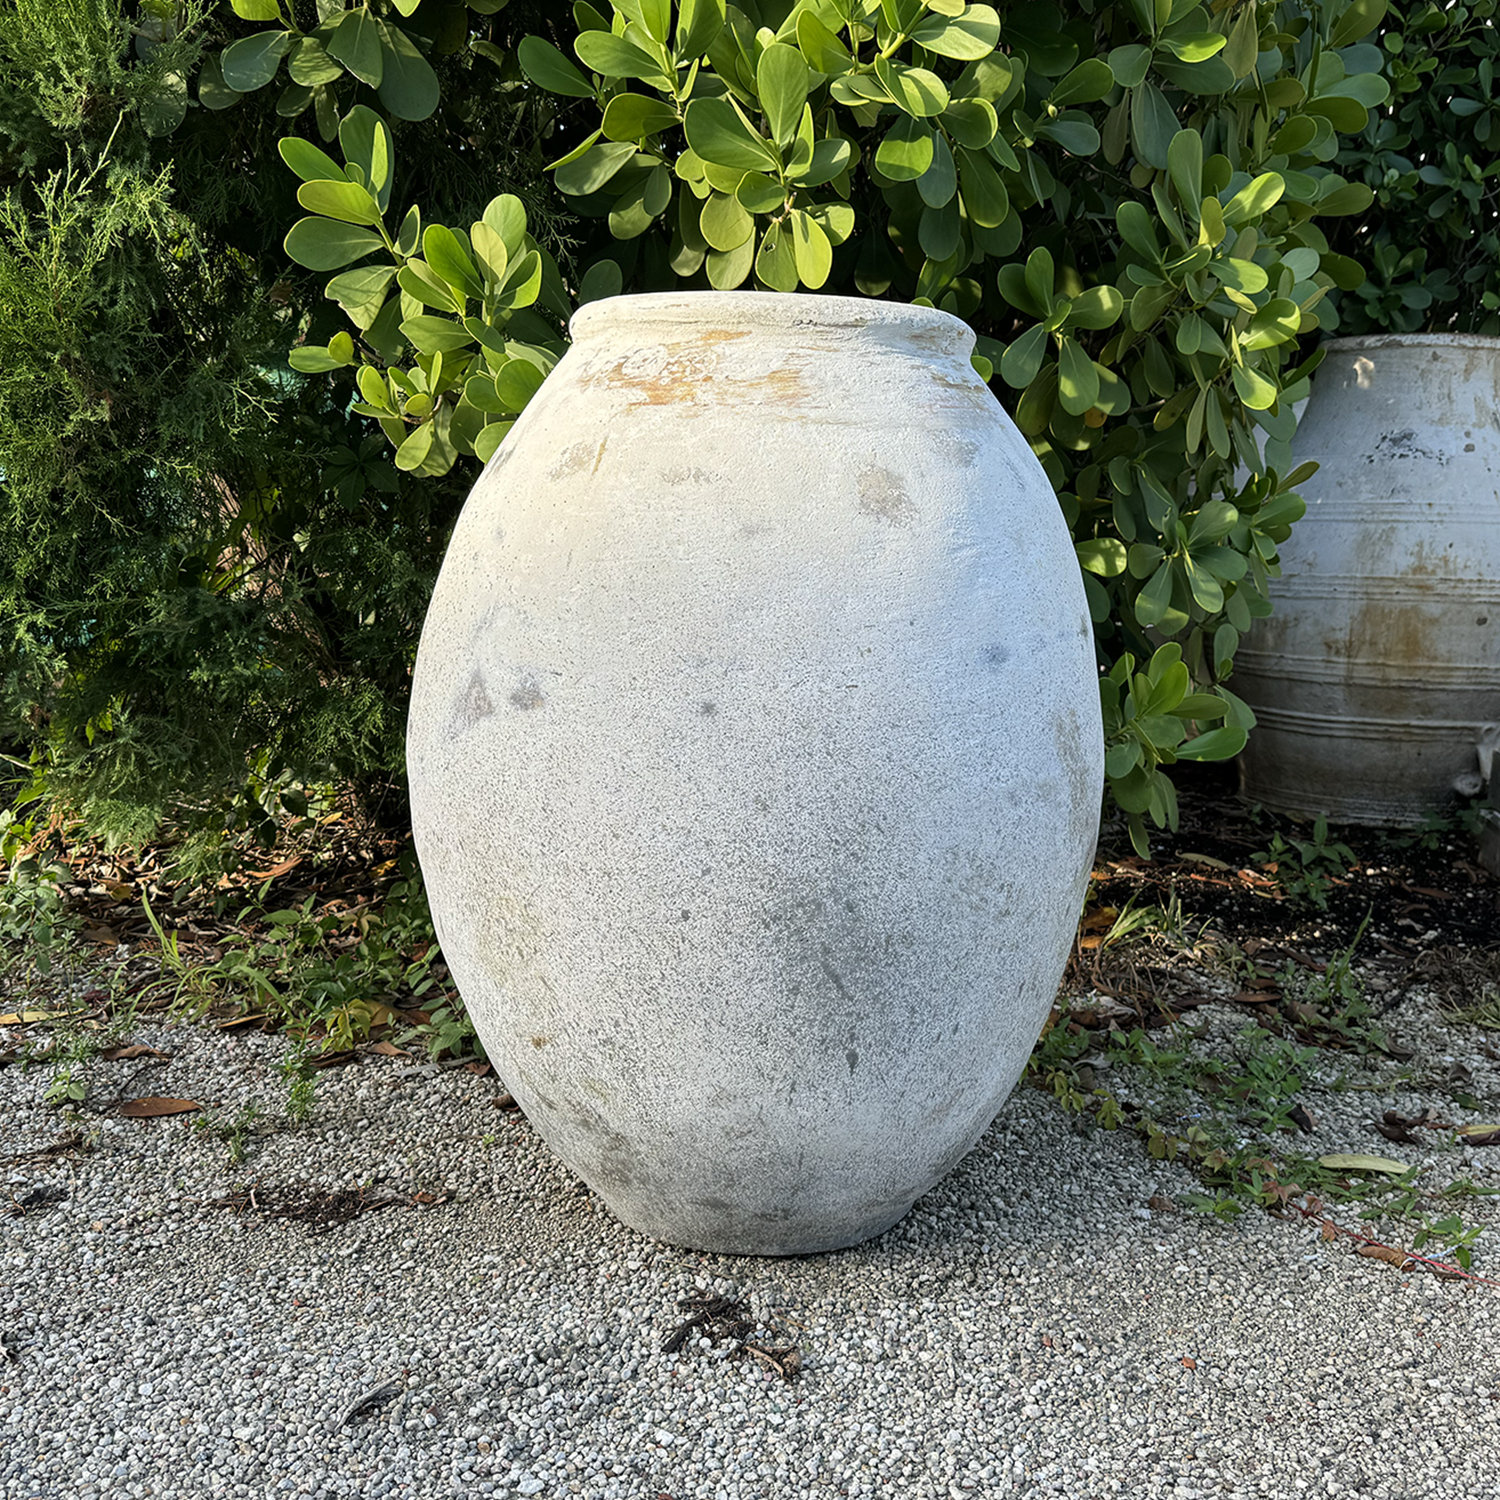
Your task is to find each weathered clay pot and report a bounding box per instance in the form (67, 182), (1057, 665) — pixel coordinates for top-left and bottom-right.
(1236, 334), (1500, 824)
(407, 292), (1101, 1255)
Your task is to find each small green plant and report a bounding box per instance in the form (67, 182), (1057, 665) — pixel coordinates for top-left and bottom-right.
(1410, 1213), (1487, 1270)
(1277, 911), (1387, 1051)
(157, 849), (452, 1049)
(138, 890), (220, 1015)
(29, 1022), (100, 1109)
(1030, 992), (1493, 1271)
(1358, 1177), (1494, 1271)
(400, 997), (484, 1063)
(1219, 1024), (1320, 1133)
(279, 1046), (318, 1126)
(42, 1064), (87, 1108)
(1252, 816), (1356, 909)
(0, 855), (77, 969)
(194, 1102), (265, 1166)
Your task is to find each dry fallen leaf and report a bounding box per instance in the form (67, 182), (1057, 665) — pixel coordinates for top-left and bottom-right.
(240, 856), (303, 881)
(1355, 1243), (1412, 1271)
(1378, 1107), (1452, 1144)
(1457, 1124), (1500, 1147)
(1318, 1153), (1411, 1176)
(1181, 1357), (1197, 1370)
(118, 1097), (201, 1118)
(365, 1041), (407, 1057)
(1179, 852), (1232, 871)
(0, 1011), (62, 1026)
(306, 1049), (358, 1071)
(493, 1092), (521, 1112)
(100, 879), (133, 903)
(100, 1044), (171, 1062)
(80, 924), (118, 946)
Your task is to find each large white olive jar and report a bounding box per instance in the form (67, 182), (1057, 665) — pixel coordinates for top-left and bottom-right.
(1236, 335), (1500, 824)
(407, 292), (1102, 1255)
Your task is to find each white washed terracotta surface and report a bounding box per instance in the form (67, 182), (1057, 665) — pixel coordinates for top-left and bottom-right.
(407, 292), (1101, 1254)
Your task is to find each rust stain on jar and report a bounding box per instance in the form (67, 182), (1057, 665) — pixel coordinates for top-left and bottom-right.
(928, 368), (993, 410)
(1346, 593), (1440, 695)
(589, 335), (809, 408)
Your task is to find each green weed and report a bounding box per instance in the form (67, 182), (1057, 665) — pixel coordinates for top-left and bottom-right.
(278, 1045), (318, 1125)
(1252, 817), (1356, 909)
(135, 850), (478, 1060)
(193, 1102), (266, 1167)
(1028, 1004), (1492, 1269)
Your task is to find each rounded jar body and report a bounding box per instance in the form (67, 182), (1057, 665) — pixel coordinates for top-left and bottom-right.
(1236, 335), (1500, 824)
(407, 292), (1102, 1254)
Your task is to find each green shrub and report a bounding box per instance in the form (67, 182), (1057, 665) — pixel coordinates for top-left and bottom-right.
(0, 0), (566, 869)
(1327, 0), (1500, 334)
(3, 0), (1398, 862)
(264, 0), (1389, 852)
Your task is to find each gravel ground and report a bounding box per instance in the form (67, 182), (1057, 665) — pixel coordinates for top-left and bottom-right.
(4, 1003), (1500, 1500)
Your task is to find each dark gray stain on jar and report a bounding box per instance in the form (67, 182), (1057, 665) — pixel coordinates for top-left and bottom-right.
(456, 672), (494, 730)
(934, 430), (980, 467)
(857, 466), (915, 526)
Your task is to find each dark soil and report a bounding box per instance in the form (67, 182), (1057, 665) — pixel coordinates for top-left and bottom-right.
(1081, 758), (1500, 1030)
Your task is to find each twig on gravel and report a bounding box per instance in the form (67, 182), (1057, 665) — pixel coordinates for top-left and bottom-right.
(1287, 1200), (1500, 1288)
(337, 1379), (403, 1427)
(2, 1130), (88, 1167)
(196, 1180), (450, 1235)
(739, 1342), (802, 1382)
(661, 1295), (752, 1353)
(662, 1294), (803, 1381)
(89, 1059), (177, 1115)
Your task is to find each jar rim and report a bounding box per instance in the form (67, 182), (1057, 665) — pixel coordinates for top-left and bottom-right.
(1322, 332), (1500, 352)
(569, 291), (975, 355)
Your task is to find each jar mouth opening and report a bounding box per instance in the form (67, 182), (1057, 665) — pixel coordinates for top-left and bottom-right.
(569, 291), (975, 357)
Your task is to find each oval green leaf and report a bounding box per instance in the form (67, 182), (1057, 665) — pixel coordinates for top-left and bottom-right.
(221, 30), (291, 93)
(284, 217), (383, 270)
(376, 21), (439, 121)
(518, 35), (595, 97)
